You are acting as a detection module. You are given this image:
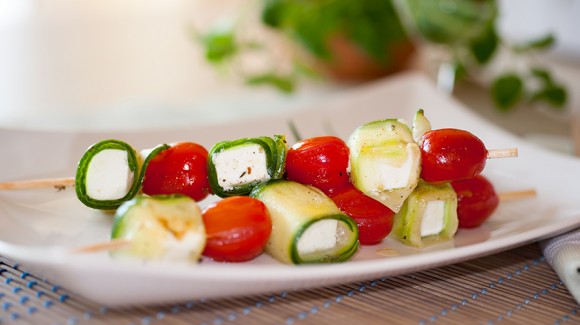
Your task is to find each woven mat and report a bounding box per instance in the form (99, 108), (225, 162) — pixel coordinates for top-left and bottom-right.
(1, 243), (578, 325)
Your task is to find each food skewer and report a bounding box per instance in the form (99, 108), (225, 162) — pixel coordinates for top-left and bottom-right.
(0, 177), (75, 190)
(0, 149), (518, 191)
(487, 148), (518, 159)
(1, 161), (519, 192)
(1, 109), (525, 264)
(70, 187), (537, 254)
(497, 189), (537, 201)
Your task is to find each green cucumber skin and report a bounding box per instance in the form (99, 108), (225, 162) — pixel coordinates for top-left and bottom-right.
(412, 109), (432, 142)
(250, 180), (359, 265)
(111, 194), (190, 238)
(111, 194), (205, 261)
(393, 181), (458, 248)
(347, 119), (421, 212)
(272, 135), (288, 179)
(290, 215), (359, 264)
(138, 143), (170, 188)
(207, 136), (284, 197)
(75, 139), (140, 210)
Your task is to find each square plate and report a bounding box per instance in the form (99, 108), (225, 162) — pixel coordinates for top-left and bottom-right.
(1, 72), (579, 306)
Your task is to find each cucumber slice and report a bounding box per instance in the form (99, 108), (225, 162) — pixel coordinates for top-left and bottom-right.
(208, 136), (286, 197)
(347, 119), (421, 213)
(272, 135), (288, 179)
(250, 180), (359, 264)
(392, 180), (458, 248)
(111, 194), (206, 262)
(75, 139), (141, 210)
(138, 143), (170, 186)
(412, 109), (432, 142)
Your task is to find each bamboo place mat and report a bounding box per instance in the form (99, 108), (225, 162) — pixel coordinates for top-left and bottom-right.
(1, 243), (578, 325)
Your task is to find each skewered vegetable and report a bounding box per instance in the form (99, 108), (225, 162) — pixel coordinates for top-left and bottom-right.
(329, 183), (394, 245)
(285, 136), (351, 195)
(392, 180), (458, 248)
(75, 139), (141, 210)
(412, 109), (432, 142)
(111, 194), (206, 262)
(451, 175), (499, 228)
(418, 128), (489, 184)
(347, 119), (422, 213)
(142, 142), (211, 202)
(207, 135), (287, 197)
(250, 180), (359, 264)
(202, 196), (272, 262)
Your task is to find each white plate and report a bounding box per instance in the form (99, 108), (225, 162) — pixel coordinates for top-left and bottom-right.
(1, 72), (580, 307)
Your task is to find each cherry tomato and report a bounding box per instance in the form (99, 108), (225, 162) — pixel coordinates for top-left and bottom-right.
(451, 175), (499, 228)
(285, 136), (350, 195)
(419, 128), (488, 184)
(142, 142), (211, 201)
(202, 196), (272, 262)
(329, 184), (394, 245)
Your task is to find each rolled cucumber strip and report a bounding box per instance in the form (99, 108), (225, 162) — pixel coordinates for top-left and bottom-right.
(250, 180), (359, 264)
(392, 180), (458, 248)
(412, 109), (432, 142)
(137, 143), (170, 184)
(208, 135), (287, 197)
(347, 119), (421, 213)
(75, 139), (141, 210)
(111, 194), (206, 262)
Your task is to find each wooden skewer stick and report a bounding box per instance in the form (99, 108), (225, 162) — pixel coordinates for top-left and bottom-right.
(498, 189), (537, 201)
(72, 233), (218, 254)
(0, 177), (75, 190)
(487, 148), (518, 159)
(71, 238), (130, 254)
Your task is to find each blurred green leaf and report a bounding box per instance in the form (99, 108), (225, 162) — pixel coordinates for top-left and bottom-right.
(470, 24), (498, 64)
(201, 27), (238, 64)
(261, 0), (286, 27)
(531, 85), (567, 108)
(513, 34), (555, 52)
(530, 67), (553, 84)
(453, 60), (467, 82)
(491, 74), (523, 111)
(245, 73), (295, 93)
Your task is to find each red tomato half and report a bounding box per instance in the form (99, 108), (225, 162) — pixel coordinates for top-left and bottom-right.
(285, 136), (350, 195)
(419, 128), (488, 184)
(330, 184), (394, 245)
(451, 175), (499, 228)
(142, 142), (211, 201)
(202, 196), (272, 262)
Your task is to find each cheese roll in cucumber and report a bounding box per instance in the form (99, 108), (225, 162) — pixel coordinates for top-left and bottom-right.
(111, 194), (206, 262)
(75, 139), (141, 210)
(392, 180), (458, 248)
(208, 135), (287, 197)
(347, 119), (421, 213)
(250, 180), (359, 264)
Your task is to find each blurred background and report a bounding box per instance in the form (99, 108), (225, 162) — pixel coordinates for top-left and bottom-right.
(0, 0), (579, 152)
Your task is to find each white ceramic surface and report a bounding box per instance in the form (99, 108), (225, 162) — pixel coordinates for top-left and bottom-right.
(1, 73), (580, 307)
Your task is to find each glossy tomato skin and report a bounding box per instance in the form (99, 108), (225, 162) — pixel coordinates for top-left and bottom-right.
(329, 184), (394, 245)
(285, 136), (350, 195)
(451, 175), (499, 228)
(142, 142), (211, 201)
(202, 196), (272, 262)
(419, 128), (488, 184)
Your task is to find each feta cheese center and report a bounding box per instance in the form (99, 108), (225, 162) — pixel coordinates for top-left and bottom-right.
(297, 219), (338, 256)
(214, 144), (269, 190)
(162, 231), (206, 262)
(420, 200), (445, 237)
(86, 149), (133, 200)
(373, 144), (418, 189)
